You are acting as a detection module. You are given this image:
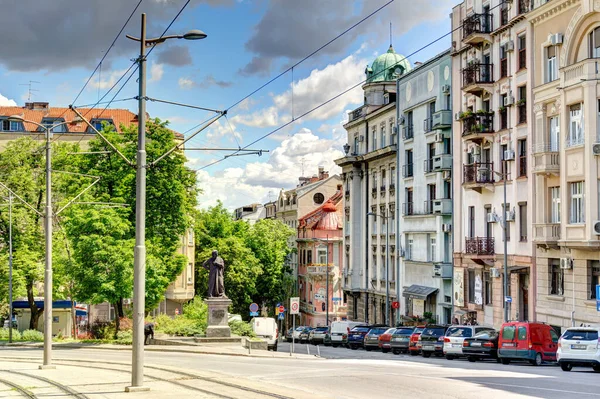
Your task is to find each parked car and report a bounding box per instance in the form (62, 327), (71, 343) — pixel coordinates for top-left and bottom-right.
(419, 325), (448, 358)
(251, 317), (278, 351)
(557, 326), (600, 372)
(323, 330), (332, 346)
(408, 326), (426, 356)
(292, 326), (308, 341)
(462, 330), (500, 362)
(299, 327), (314, 343)
(390, 327), (415, 354)
(347, 325), (373, 350)
(443, 325), (495, 360)
(364, 326), (390, 351)
(285, 328), (293, 342)
(498, 322), (559, 366)
(378, 328), (398, 353)
(309, 326), (329, 345)
(330, 321), (364, 347)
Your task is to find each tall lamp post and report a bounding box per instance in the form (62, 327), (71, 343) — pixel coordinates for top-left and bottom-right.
(7, 194), (13, 343)
(125, 14), (206, 390)
(493, 166), (509, 322)
(367, 211), (390, 326)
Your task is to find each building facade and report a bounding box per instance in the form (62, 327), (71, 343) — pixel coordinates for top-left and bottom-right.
(529, 0), (600, 331)
(336, 45), (411, 324)
(396, 50), (454, 325)
(451, 0), (534, 327)
(234, 203), (266, 224)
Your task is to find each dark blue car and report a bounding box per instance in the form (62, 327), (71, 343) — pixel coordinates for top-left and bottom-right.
(347, 325), (372, 350)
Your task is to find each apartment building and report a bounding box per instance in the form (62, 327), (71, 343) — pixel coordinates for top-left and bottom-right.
(451, 0), (534, 327)
(336, 45), (411, 324)
(529, 0), (600, 331)
(396, 50), (454, 324)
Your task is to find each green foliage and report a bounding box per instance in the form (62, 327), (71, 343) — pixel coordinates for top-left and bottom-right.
(21, 329), (44, 341)
(115, 330), (133, 345)
(229, 320), (255, 338)
(183, 297), (208, 325)
(90, 320), (116, 340)
(150, 298), (208, 337)
(0, 328), (21, 340)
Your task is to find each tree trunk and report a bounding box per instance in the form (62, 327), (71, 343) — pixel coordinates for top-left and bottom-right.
(117, 298), (124, 318)
(27, 281), (41, 330)
(113, 302), (121, 338)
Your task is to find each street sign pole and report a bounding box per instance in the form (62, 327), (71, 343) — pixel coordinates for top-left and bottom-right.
(291, 313), (295, 355)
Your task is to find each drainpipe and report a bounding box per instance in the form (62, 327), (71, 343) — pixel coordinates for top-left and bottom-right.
(396, 77), (402, 326)
(365, 120), (370, 324)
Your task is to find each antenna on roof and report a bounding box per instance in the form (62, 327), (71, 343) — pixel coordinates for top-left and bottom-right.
(299, 157), (306, 177)
(20, 80), (40, 101)
(390, 22), (392, 47)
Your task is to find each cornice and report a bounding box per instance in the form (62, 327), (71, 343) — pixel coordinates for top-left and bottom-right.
(528, 0), (580, 25)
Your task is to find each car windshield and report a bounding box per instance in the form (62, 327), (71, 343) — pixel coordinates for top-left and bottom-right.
(394, 328), (415, 335)
(369, 328), (388, 335)
(422, 328), (445, 336)
(446, 327), (473, 338)
(413, 327), (425, 334)
(315, 327), (328, 332)
(562, 330), (599, 341)
(351, 327), (370, 333)
(473, 330), (497, 340)
(383, 328), (396, 335)
(295, 327), (305, 331)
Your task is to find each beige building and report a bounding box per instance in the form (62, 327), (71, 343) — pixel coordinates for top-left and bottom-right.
(451, 0), (535, 327)
(529, 0), (600, 331)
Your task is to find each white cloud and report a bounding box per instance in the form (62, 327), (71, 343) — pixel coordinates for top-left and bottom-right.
(89, 69), (128, 90)
(0, 93), (17, 106)
(205, 119), (243, 144)
(196, 128), (344, 210)
(178, 77), (195, 90)
(149, 63), (164, 83)
(231, 106), (281, 128)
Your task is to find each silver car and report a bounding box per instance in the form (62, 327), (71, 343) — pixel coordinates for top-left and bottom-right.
(309, 326), (329, 345)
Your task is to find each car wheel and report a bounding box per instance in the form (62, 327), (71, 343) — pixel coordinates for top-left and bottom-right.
(273, 342), (278, 352)
(410, 351), (418, 356)
(392, 349), (400, 355)
(365, 346), (372, 352)
(445, 355), (455, 360)
(501, 359), (510, 365)
(350, 345), (357, 350)
(422, 352), (431, 358)
(560, 363), (572, 372)
(467, 356), (476, 363)
(531, 353), (543, 366)
(593, 365), (600, 373)
(382, 348), (390, 353)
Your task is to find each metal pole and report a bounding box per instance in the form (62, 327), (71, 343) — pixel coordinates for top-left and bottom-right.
(385, 213), (390, 326)
(8, 194), (13, 344)
(41, 124), (54, 368)
(129, 12), (148, 391)
(503, 163), (509, 323)
(326, 234), (329, 326)
(292, 314), (295, 354)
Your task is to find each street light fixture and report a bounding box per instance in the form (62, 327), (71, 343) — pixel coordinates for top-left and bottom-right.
(125, 13), (206, 391)
(492, 167), (509, 323)
(367, 211), (390, 326)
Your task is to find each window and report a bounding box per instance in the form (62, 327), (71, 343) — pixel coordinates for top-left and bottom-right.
(500, 144), (508, 178)
(485, 206), (493, 238)
(549, 116), (560, 151)
(307, 249), (312, 264)
(390, 210), (395, 234)
(404, 111), (414, 140)
(318, 247), (327, 264)
(381, 255), (385, 279)
(373, 173), (378, 192)
(407, 236), (413, 260)
(518, 86), (527, 124)
(354, 135), (359, 155)
(568, 104), (584, 147)
(589, 27), (600, 58)
(502, 203), (511, 242)
(550, 259), (564, 295)
(390, 255), (395, 280)
(546, 46), (557, 83)
(429, 237), (437, 262)
(518, 139), (527, 177)
(499, 94), (508, 130)
(444, 93), (451, 111)
(500, 45), (508, 78)
(518, 34), (527, 70)
(517, 326), (527, 341)
(570, 181), (584, 224)
(187, 263), (193, 285)
(1, 120), (24, 132)
(380, 124), (386, 147)
(372, 207), (378, 233)
(40, 118), (67, 133)
(381, 169), (386, 190)
(468, 270), (475, 303)
(390, 167), (396, 187)
(389, 119), (395, 145)
(425, 102), (435, 132)
(484, 271), (493, 305)
(550, 187), (561, 223)
(590, 261), (600, 299)
(502, 326), (515, 340)
(372, 126), (377, 151)
(313, 192), (324, 205)
(187, 230), (194, 246)
(500, 3), (509, 26)
(404, 188), (413, 215)
(468, 206), (475, 238)
(88, 118), (115, 132)
(404, 150), (413, 177)
(519, 203), (527, 242)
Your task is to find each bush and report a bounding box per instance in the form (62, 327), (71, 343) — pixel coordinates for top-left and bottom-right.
(229, 320), (255, 338)
(90, 319), (115, 340)
(21, 329), (44, 342)
(115, 330), (133, 345)
(183, 298), (208, 329)
(0, 327), (21, 341)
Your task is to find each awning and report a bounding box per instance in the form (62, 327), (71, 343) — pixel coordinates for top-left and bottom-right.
(402, 285), (439, 300)
(12, 300), (75, 310)
(508, 266), (529, 274)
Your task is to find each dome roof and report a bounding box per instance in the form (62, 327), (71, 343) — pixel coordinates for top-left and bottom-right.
(365, 45), (411, 83)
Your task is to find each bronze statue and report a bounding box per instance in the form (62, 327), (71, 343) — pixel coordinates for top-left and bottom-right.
(202, 250), (226, 297)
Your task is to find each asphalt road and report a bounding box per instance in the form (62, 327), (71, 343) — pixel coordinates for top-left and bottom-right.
(2, 345), (600, 399)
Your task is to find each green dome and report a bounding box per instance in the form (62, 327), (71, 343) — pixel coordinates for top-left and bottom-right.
(365, 45), (411, 83)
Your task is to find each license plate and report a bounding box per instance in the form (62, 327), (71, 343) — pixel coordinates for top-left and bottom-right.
(452, 343), (463, 347)
(424, 345), (434, 349)
(502, 342), (515, 347)
(471, 342), (482, 347)
(400, 337), (409, 341)
(571, 344), (587, 349)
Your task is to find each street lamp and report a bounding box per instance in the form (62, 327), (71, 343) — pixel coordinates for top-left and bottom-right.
(367, 211), (390, 326)
(3, 194), (13, 343)
(125, 13), (206, 391)
(492, 167), (509, 322)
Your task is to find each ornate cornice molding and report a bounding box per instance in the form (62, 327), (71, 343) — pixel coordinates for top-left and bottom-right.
(529, 0), (579, 25)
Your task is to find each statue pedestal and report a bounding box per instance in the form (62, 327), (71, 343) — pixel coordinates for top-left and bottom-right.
(205, 297), (232, 338)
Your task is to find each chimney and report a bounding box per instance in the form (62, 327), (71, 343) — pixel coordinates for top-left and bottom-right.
(24, 102), (49, 111)
(318, 166), (329, 180)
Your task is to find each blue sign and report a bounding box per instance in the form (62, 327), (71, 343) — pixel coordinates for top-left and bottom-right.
(249, 303), (259, 313)
(250, 311), (259, 317)
(332, 297), (342, 302)
(278, 313), (285, 320)
(505, 296), (512, 303)
(596, 286), (600, 311)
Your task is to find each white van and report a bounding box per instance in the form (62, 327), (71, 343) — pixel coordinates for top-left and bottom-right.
(251, 317), (278, 351)
(329, 321), (364, 347)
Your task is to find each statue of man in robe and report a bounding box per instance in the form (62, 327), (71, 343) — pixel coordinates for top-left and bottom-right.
(202, 250), (226, 297)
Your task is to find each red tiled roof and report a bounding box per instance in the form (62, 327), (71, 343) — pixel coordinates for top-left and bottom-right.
(298, 191), (344, 230)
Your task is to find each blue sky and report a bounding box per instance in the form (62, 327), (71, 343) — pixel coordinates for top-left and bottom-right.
(0, 0), (454, 210)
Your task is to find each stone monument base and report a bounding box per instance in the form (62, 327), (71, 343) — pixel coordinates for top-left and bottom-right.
(206, 297), (232, 338)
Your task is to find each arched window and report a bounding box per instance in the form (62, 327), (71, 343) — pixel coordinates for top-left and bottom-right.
(590, 27), (600, 58)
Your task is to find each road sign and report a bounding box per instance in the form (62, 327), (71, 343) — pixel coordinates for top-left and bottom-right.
(392, 301), (400, 309)
(278, 313), (285, 320)
(290, 297), (300, 315)
(249, 303), (259, 313)
(278, 305), (285, 313)
(505, 296), (512, 303)
(596, 286), (600, 311)
(250, 311), (259, 317)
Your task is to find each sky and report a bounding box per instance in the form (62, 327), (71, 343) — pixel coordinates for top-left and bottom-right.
(0, 0), (454, 211)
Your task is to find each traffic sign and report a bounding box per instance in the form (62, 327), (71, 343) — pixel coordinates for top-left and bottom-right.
(250, 311), (259, 317)
(278, 305), (285, 313)
(392, 301), (400, 309)
(505, 296), (512, 303)
(278, 313), (285, 320)
(249, 303), (259, 313)
(596, 286), (600, 312)
(290, 297), (300, 315)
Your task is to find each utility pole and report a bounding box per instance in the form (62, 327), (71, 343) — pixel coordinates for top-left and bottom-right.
(385, 209), (390, 326)
(42, 116), (54, 369)
(503, 163), (509, 322)
(325, 234), (329, 326)
(8, 194), (13, 343)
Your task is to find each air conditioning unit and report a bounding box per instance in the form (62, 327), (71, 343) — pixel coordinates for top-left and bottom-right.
(442, 84), (451, 94)
(434, 133), (444, 143)
(505, 40), (515, 52)
(504, 96), (515, 107)
(433, 264), (442, 277)
(490, 268), (501, 278)
(358, 135), (365, 142)
(399, 115), (406, 125)
(442, 170), (451, 180)
(593, 143), (600, 155)
(549, 33), (563, 46)
(504, 149), (515, 161)
(505, 210), (515, 222)
(442, 223), (452, 233)
(560, 257), (573, 270)
(594, 221), (600, 235)
(487, 213), (497, 223)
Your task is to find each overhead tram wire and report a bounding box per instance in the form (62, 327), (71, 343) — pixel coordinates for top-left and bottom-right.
(196, 0), (510, 171)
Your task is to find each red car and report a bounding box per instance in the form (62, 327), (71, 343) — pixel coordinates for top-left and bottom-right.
(498, 322), (559, 366)
(409, 325), (426, 356)
(378, 328), (397, 353)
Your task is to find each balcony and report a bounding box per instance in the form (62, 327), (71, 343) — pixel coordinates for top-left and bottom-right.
(380, 185), (387, 195)
(462, 63), (494, 95)
(306, 264), (335, 276)
(432, 198), (452, 215)
(465, 237), (495, 256)
(348, 105), (366, 122)
(403, 163), (414, 178)
(432, 110), (452, 130)
(462, 13), (493, 45)
(403, 202), (414, 216)
(532, 144), (559, 176)
(371, 187), (377, 198)
(463, 162), (495, 193)
(403, 125), (414, 140)
(562, 58), (600, 88)
(533, 223), (560, 247)
(424, 200), (434, 215)
(424, 158), (434, 173)
(461, 113), (494, 140)
(432, 153), (452, 171)
(423, 118), (434, 134)
(518, 103), (527, 124)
